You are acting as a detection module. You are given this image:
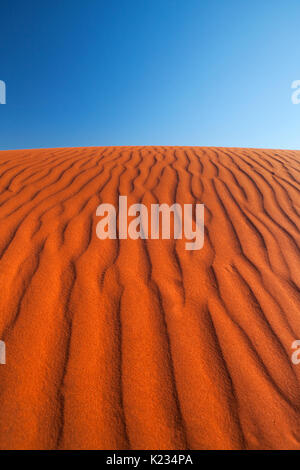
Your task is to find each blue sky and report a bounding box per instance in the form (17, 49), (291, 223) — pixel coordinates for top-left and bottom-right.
(0, 0), (300, 150)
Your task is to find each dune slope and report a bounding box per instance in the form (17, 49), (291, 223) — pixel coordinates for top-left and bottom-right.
(0, 146), (299, 450)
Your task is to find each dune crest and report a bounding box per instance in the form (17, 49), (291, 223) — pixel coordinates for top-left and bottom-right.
(0, 146), (299, 450)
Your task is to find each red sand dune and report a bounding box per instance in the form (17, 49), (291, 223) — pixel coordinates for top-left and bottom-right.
(0, 146), (299, 450)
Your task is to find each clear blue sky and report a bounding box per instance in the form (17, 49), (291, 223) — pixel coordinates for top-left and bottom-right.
(1, 0), (300, 150)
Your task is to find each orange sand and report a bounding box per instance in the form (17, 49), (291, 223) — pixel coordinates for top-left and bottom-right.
(0, 146), (299, 450)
